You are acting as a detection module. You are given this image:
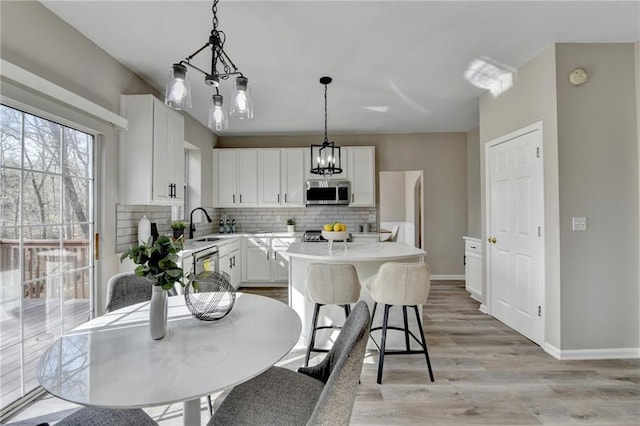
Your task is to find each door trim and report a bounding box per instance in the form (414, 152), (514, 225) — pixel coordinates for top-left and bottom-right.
(484, 121), (546, 345)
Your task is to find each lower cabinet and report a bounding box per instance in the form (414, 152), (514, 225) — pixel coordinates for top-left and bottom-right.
(463, 237), (482, 301)
(219, 239), (241, 289)
(243, 235), (298, 283)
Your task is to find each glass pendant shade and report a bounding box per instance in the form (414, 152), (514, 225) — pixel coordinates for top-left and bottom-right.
(230, 77), (253, 119)
(165, 64), (192, 110)
(208, 94), (228, 131)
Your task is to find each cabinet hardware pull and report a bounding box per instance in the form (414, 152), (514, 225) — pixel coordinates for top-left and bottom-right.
(284, 193), (287, 203)
(277, 193), (280, 203)
(267, 251), (270, 261)
(229, 258), (232, 268)
(351, 193), (354, 202)
(240, 194), (242, 203)
(233, 194), (235, 203)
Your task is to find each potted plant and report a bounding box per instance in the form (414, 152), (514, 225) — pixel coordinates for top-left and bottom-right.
(170, 220), (186, 239)
(286, 218), (295, 233)
(120, 235), (184, 339)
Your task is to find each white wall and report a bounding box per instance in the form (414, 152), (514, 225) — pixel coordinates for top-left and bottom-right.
(0, 1), (216, 312)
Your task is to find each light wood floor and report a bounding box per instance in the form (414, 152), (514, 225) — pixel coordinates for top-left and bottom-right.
(8, 281), (639, 425)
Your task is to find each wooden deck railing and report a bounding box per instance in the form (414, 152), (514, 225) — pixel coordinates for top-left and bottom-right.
(0, 239), (91, 300)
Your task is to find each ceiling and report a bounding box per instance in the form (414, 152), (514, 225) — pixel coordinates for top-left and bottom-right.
(41, 1), (639, 136)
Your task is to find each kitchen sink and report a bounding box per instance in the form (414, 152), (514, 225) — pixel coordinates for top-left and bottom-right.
(195, 237), (224, 243)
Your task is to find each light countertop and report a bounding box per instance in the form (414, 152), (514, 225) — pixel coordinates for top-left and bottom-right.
(285, 241), (425, 262)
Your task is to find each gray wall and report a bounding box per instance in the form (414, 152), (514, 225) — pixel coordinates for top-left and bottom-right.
(380, 172), (406, 222)
(218, 133), (468, 275)
(479, 43), (639, 352)
(0, 1), (216, 312)
(555, 43), (638, 350)
(466, 127), (481, 237)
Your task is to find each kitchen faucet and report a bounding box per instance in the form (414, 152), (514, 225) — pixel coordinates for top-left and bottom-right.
(189, 207), (213, 239)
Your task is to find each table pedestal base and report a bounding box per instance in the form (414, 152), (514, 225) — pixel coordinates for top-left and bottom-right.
(184, 398), (201, 426)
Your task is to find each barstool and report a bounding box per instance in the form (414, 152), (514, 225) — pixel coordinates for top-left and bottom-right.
(303, 263), (361, 367)
(365, 262), (434, 384)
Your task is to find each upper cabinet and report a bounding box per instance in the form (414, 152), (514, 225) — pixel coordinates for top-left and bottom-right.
(213, 149), (258, 208)
(259, 148), (304, 207)
(348, 147), (376, 207)
(215, 148), (304, 208)
(120, 95), (184, 206)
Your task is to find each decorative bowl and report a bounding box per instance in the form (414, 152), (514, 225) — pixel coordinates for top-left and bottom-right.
(322, 230), (348, 241)
(184, 271), (235, 321)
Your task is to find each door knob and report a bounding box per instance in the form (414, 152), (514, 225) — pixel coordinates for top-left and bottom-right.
(488, 237), (497, 244)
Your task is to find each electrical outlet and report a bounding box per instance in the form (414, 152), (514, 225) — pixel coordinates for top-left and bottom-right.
(572, 217), (587, 231)
(368, 214), (376, 222)
(276, 215), (281, 222)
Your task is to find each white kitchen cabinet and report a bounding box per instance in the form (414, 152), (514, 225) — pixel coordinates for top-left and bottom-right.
(213, 149), (258, 207)
(347, 146), (376, 207)
(463, 237), (483, 301)
(219, 239), (241, 289)
(258, 149), (305, 207)
(120, 94), (184, 206)
(243, 235), (298, 283)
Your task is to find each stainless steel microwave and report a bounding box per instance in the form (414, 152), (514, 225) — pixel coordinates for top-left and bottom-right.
(306, 180), (350, 206)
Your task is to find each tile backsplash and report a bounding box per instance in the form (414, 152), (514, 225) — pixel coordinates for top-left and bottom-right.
(214, 206), (377, 234)
(116, 204), (376, 252)
(115, 204), (216, 252)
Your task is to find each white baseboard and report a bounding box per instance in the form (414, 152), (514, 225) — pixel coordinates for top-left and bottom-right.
(479, 304), (488, 314)
(544, 343), (640, 360)
(431, 274), (465, 280)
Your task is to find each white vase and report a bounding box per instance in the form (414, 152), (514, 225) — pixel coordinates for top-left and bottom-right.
(149, 285), (168, 340)
(287, 225), (295, 233)
(138, 215), (151, 244)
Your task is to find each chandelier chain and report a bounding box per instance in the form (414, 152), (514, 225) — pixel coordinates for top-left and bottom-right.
(324, 83), (329, 143)
(210, 0), (232, 78)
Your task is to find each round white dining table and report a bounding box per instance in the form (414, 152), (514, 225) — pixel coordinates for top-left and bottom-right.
(37, 292), (301, 426)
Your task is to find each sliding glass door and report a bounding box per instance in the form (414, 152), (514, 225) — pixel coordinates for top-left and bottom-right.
(0, 104), (95, 410)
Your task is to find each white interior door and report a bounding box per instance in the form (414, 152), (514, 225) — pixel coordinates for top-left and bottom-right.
(486, 123), (544, 345)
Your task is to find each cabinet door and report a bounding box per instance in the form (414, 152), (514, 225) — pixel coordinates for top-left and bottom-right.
(258, 149), (281, 206)
(217, 150), (238, 207)
(281, 149), (304, 207)
(348, 147), (375, 207)
(237, 150), (258, 206)
(168, 111), (185, 202)
(244, 237), (271, 282)
(229, 251), (241, 289)
(152, 100), (171, 202)
(219, 252), (232, 281)
(271, 237), (297, 282)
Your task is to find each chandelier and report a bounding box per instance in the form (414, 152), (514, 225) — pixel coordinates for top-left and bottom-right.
(310, 76), (342, 176)
(164, 0), (252, 131)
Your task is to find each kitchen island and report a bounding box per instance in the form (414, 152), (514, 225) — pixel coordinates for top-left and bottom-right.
(285, 241), (426, 349)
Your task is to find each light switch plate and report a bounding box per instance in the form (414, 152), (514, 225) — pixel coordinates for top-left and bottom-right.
(368, 214), (376, 222)
(572, 217), (587, 231)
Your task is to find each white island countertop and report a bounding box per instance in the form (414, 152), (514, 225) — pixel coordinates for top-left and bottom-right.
(286, 241), (425, 262)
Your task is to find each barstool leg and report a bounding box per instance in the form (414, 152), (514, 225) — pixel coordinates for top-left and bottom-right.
(377, 304), (391, 384)
(371, 302), (377, 326)
(413, 305), (434, 382)
(402, 305), (410, 351)
(305, 303), (322, 367)
(344, 304), (351, 318)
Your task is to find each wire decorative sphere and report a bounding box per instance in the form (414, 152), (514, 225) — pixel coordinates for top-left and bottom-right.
(184, 270), (235, 321)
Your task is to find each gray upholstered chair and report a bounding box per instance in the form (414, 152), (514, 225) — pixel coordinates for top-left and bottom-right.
(105, 272), (154, 313)
(303, 263), (361, 367)
(208, 300), (371, 426)
(49, 407), (157, 425)
(365, 262), (434, 384)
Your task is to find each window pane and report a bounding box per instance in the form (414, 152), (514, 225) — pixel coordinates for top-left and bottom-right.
(63, 128), (91, 178)
(0, 343), (21, 408)
(23, 114), (61, 173)
(0, 168), (20, 227)
(0, 105), (22, 168)
(23, 171), (60, 226)
(62, 270), (90, 333)
(64, 227), (90, 269)
(63, 177), (90, 225)
(23, 277), (61, 340)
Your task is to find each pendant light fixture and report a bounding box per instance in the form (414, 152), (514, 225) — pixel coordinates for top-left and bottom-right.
(165, 0), (253, 131)
(310, 76), (342, 176)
